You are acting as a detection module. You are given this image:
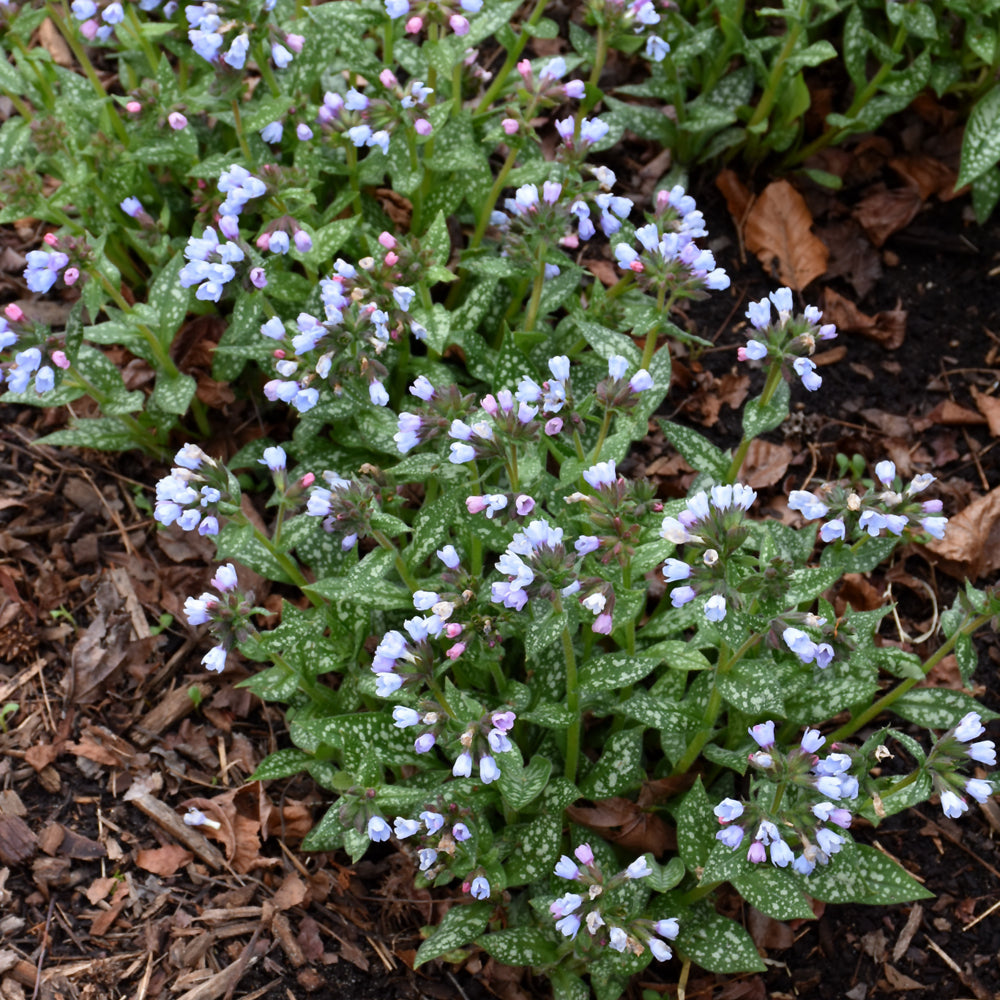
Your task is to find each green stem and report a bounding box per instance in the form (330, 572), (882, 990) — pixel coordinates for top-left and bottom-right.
(8, 31), (57, 110)
(252, 527), (311, 590)
(588, 26), (608, 89)
(474, 0), (551, 114)
(523, 244), (547, 332)
(125, 4), (160, 72)
(555, 595), (581, 783)
(470, 145), (519, 249)
(641, 286), (674, 370)
(231, 98), (253, 162)
(44, 2), (129, 145)
(828, 610), (994, 743)
(371, 528), (420, 593)
(590, 408), (612, 465)
(726, 360), (784, 482)
(382, 19), (394, 65)
(258, 52), (281, 98)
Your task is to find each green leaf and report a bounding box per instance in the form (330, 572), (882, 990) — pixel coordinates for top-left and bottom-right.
(414, 902), (493, 967)
(148, 251), (190, 346)
(300, 804), (347, 852)
(890, 688), (998, 729)
(312, 217), (358, 262)
(972, 166), (1000, 223)
(676, 778), (716, 870)
(577, 728), (645, 798)
(805, 843), (933, 905)
(579, 653), (660, 694)
(520, 701), (574, 728)
(503, 812), (563, 883)
(150, 371), (197, 416)
(646, 855), (686, 892)
(734, 866), (816, 920)
(957, 84), (1000, 188)
(525, 608), (568, 661)
(37, 417), (138, 452)
(658, 420), (729, 480)
(742, 379), (790, 439)
(717, 659), (788, 718)
(617, 691), (693, 733)
(785, 564), (841, 605)
(422, 209), (451, 265)
(497, 750), (552, 811)
(250, 748), (315, 781)
(215, 522), (297, 585)
(678, 901), (766, 974)
(407, 485), (462, 566)
(478, 928), (559, 966)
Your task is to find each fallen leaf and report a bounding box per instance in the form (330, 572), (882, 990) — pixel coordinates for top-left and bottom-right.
(90, 882), (130, 937)
(715, 168), (753, 225)
(744, 180), (829, 290)
(272, 873), (308, 911)
(926, 486), (1000, 580)
(853, 184), (923, 247)
(566, 797), (673, 856)
(25, 744), (60, 772)
(925, 399), (987, 426)
(883, 963), (926, 990)
(821, 287), (907, 349)
(748, 907), (794, 950)
(85, 876), (118, 905)
(890, 155), (958, 201)
(815, 219), (883, 299)
(136, 845), (194, 876)
(739, 439), (793, 488)
(38, 18), (73, 67)
(971, 388), (1000, 436)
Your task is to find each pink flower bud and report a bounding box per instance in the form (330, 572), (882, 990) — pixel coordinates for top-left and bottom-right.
(502, 118), (518, 135)
(250, 267), (267, 289)
(445, 623), (463, 638)
(273, 349), (286, 358)
(300, 472), (315, 488)
(465, 496), (487, 514)
(629, 260), (645, 273)
(62, 267), (79, 287)
(516, 59), (532, 87)
(405, 15), (422, 33)
(449, 14), (469, 34)
(560, 233), (579, 249)
(256, 232), (271, 251)
(656, 189), (670, 212)
(5, 304), (24, 322)
(737, 347), (748, 361)
(51, 350), (70, 369)
(445, 642), (466, 660)
(384, 251), (399, 266)
(544, 417), (563, 436)
(480, 394), (498, 417)
(285, 33), (304, 53)
(379, 68), (398, 88)
(592, 613), (613, 635)
(574, 844), (594, 865)
(125, 100), (141, 113)
(168, 112), (188, 130)
(378, 232), (397, 250)
(515, 495), (534, 516)
(43, 232), (58, 246)
(414, 118), (432, 136)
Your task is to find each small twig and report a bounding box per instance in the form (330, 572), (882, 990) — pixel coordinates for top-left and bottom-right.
(32, 897), (55, 1000)
(962, 896), (1000, 932)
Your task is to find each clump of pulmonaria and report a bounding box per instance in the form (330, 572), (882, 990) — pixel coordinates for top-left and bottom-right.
(384, 0), (483, 39)
(154, 443), (240, 535)
(924, 711), (997, 819)
(659, 483), (758, 622)
(551, 843), (679, 961)
(395, 377), (477, 454)
(788, 459), (947, 543)
(737, 287), (837, 392)
(305, 472), (387, 551)
(183, 563), (262, 672)
(0, 307), (64, 396)
(184, 0), (302, 70)
(713, 723), (860, 875)
(565, 457), (660, 573)
(490, 517), (616, 633)
(614, 185), (729, 301)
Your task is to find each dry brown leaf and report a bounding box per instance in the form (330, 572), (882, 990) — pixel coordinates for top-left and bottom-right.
(271, 873), (308, 911)
(883, 963), (926, 990)
(38, 18), (73, 67)
(889, 154), (958, 201)
(815, 219), (883, 299)
(925, 399), (987, 426)
(748, 907), (794, 950)
(821, 288), (906, 349)
(566, 798), (673, 856)
(85, 876), (118, 905)
(25, 744), (60, 772)
(853, 185), (923, 247)
(971, 388), (1000, 436)
(927, 486), (1000, 580)
(90, 882), (130, 937)
(715, 168), (753, 225)
(135, 845), (194, 876)
(744, 180), (828, 289)
(740, 439), (793, 489)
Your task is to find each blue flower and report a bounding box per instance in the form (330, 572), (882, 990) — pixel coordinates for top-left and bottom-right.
(469, 876), (490, 900)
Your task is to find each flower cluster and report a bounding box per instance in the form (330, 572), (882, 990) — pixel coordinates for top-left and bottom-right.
(551, 844), (679, 960)
(613, 185), (728, 299)
(183, 563), (260, 672)
(927, 712), (996, 818)
(70, 0), (130, 42)
(305, 472), (384, 550)
(714, 723), (859, 875)
(184, 0), (301, 69)
(491, 517), (615, 633)
(0, 307), (64, 396)
(179, 226), (247, 302)
(659, 483), (758, 621)
(154, 443), (237, 534)
(789, 460), (947, 542)
(24, 248), (70, 294)
(738, 288), (837, 392)
(385, 0), (483, 38)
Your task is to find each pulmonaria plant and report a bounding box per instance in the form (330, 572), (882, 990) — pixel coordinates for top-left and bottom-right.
(6, 4), (1000, 999)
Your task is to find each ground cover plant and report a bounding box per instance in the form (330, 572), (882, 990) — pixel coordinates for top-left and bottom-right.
(1, 1), (1000, 998)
